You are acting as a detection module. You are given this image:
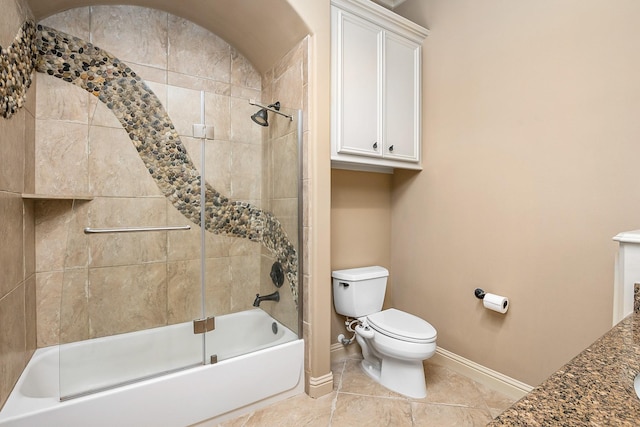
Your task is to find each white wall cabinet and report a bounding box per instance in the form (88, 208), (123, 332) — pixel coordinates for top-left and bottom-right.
(331, 0), (429, 173)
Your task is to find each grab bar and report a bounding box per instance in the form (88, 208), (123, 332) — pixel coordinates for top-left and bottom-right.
(84, 225), (191, 234)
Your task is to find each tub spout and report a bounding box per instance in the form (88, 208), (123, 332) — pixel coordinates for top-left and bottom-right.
(253, 291), (280, 307)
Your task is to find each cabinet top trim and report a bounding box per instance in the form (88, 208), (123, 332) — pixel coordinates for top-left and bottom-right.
(331, 0), (430, 41)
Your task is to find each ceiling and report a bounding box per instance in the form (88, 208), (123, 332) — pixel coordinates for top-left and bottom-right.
(25, 0), (310, 73)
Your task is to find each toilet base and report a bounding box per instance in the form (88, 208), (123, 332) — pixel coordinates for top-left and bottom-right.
(360, 357), (427, 399)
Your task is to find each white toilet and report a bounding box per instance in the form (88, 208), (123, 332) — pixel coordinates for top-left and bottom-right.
(332, 266), (437, 398)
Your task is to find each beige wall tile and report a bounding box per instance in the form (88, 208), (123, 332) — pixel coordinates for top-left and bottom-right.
(167, 72), (231, 96)
(59, 268), (89, 344)
(0, 285), (26, 407)
(23, 200), (35, 277)
(24, 274), (37, 355)
(87, 197), (167, 267)
(229, 255), (260, 313)
(166, 85), (202, 137)
(124, 63), (167, 85)
(204, 92), (231, 141)
(0, 0), (27, 46)
(88, 125), (162, 197)
(88, 263), (167, 337)
(0, 108), (25, 193)
(205, 257), (233, 316)
(271, 133), (299, 199)
(36, 271), (62, 347)
(36, 73), (90, 123)
(166, 200), (231, 261)
(228, 237), (260, 257)
(35, 200), (73, 272)
(230, 97), (261, 143)
(181, 136), (233, 197)
(260, 253), (298, 333)
(231, 142), (261, 201)
(0, 193), (24, 298)
(39, 6), (90, 39)
(91, 6), (168, 69)
(167, 259), (202, 323)
(88, 97), (124, 129)
(35, 119), (89, 195)
(35, 199), (89, 272)
(270, 198), (298, 249)
(23, 106), (36, 194)
(231, 48), (261, 91)
(168, 15), (230, 83)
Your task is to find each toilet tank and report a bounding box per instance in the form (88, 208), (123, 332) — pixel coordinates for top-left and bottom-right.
(332, 266), (389, 317)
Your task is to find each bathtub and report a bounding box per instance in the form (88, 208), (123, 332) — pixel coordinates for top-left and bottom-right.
(0, 309), (304, 427)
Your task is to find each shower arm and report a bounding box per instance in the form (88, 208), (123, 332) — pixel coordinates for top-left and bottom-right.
(248, 99), (293, 121)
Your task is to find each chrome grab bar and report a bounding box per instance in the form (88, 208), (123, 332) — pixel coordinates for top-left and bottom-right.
(83, 225), (191, 234)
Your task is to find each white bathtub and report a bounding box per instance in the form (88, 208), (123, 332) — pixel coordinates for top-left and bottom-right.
(0, 309), (304, 427)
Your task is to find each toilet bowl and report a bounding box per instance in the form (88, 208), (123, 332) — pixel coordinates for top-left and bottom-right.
(332, 267), (437, 398)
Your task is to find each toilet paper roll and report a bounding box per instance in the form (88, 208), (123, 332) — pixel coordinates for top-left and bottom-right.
(483, 293), (509, 314)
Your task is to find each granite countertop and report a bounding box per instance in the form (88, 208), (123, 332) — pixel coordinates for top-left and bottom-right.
(489, 296), (640, 426)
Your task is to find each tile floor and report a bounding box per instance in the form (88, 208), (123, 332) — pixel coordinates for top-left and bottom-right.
(219, 356), (516, 426)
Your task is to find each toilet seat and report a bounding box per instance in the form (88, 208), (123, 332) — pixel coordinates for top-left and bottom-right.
(367, 308), (436, 344)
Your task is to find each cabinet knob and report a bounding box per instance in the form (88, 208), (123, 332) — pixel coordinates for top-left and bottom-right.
(389, 145), (394, 152)
(373, 142), (378, 150)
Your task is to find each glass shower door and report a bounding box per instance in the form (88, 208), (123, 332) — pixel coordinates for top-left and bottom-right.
(199, 103), (302, 364)
(58, 159), (207, 400)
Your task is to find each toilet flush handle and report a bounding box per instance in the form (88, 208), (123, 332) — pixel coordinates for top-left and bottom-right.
(355, 324), (375, 339)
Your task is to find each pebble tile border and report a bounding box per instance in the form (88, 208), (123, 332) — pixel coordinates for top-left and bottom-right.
(0, 20), (36, 118)
(0, 21), (298, 304)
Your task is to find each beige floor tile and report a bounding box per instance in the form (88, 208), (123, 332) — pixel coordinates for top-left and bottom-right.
(474, 382), (517, 418)
(339, 359), (405, 399)
(411, 402), (494, 426)
(217, 358), (516, 427)
(331, 393), (412, 427)
(419, 363), (487, 408)
(217, 413), (251, 427)
(229, 392), (335, 427)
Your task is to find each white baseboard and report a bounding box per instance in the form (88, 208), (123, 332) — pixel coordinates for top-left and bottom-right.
(331, 342), (532, 401)
(431, 347), (533, 401)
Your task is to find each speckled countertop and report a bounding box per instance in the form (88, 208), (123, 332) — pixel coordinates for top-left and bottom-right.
(489, 288), (640, 426)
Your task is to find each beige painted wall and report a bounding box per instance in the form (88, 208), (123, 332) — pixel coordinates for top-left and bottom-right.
(330, 170), (392, 343)
(390, 0), (640, 386)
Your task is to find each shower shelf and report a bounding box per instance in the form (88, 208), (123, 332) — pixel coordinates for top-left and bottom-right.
(21, 193), (94, 201)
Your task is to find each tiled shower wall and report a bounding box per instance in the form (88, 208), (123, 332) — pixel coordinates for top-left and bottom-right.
(34, 6), (304, 345)
(0, 0), (36, 409)
(259, 38), (309, 332)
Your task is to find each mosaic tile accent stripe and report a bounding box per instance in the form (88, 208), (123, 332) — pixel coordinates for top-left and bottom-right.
(0, 20), (36, 118)
(0, 22), (298, 304)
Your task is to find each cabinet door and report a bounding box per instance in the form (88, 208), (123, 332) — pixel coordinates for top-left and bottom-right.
(335, 10), (381, 157)
(383, 33), (421, 162)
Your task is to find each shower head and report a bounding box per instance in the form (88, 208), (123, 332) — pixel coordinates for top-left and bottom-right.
(251, 108), (269, 126)
(249, 99), (292, 126)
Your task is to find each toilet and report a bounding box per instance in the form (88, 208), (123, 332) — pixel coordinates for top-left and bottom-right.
(332, 266), (437, 398)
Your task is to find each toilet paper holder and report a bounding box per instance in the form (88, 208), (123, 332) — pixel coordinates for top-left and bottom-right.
(474, 288), (486, 299)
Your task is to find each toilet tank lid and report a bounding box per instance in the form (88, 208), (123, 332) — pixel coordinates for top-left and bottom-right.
(332, 266), (389, 281)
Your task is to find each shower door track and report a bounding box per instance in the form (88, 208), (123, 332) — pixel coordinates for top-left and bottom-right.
(59, 362), (202, 402)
